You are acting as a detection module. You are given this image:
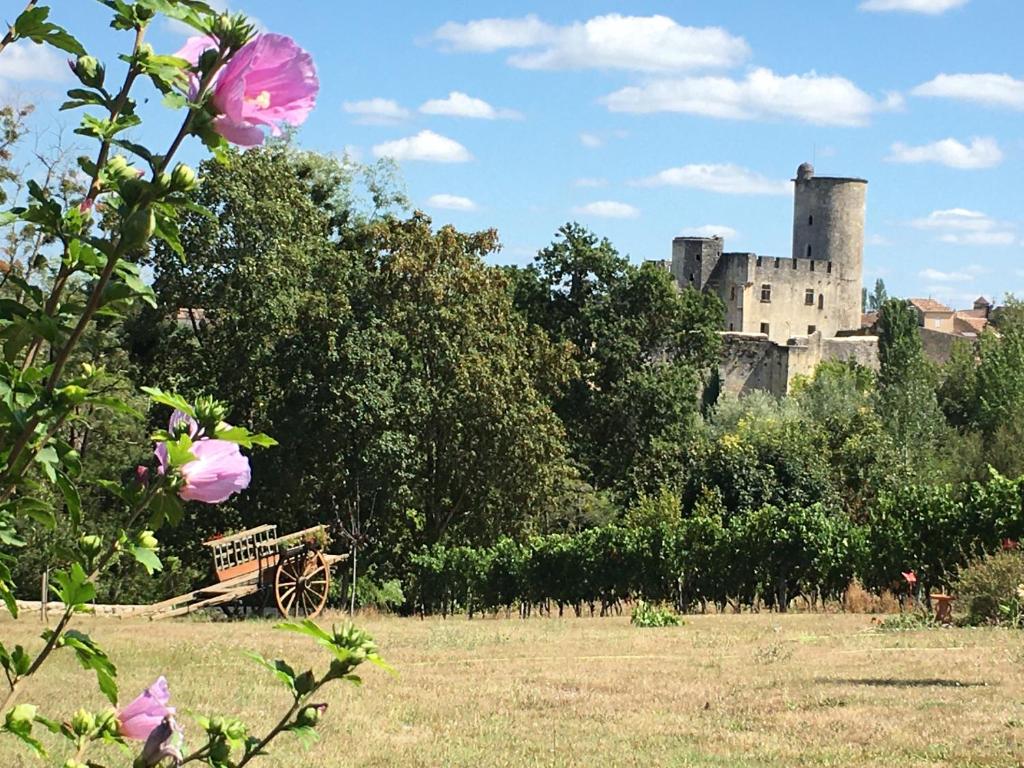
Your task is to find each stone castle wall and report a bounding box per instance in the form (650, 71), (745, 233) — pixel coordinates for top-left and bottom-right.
(714, 254), (845, 343)
(718, 331), (879, 397)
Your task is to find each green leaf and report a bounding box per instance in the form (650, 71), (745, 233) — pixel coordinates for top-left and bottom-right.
(50, 562), (96, 608)
(111, 138), (154, 163)
(3, 703), (45, 757)
(162, 92), (188, 110)
(0, 556), (19, 617)
(13, 497), (55, 529)
(55, 472), (82, 527)
(148, 490), (184, 529)
(245, 652), (297, 692)
(11, 7), (85, 56)
(141, 387), (195, 416)
(129, 546), (162, 575)
(0, 299), (31, 320)
(275, 619), (334, 644)
(152, 206), (184, 258)
(58, 630), (118, 705)
(33, 444), (59, 483)
(214, 426), (278, 449)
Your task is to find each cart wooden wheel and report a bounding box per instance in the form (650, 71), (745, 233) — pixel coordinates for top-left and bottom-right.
(274, 549), (330, 619)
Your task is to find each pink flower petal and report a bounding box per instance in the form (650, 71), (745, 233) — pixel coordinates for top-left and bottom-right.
(118, 677), (175, 742)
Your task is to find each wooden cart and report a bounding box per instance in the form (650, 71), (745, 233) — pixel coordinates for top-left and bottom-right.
(128, 524), (346, 620)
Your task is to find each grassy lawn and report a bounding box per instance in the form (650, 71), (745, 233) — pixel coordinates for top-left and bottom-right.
(2, 611), (1024, 767)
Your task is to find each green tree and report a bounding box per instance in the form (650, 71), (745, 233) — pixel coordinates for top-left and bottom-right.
(135, 146), (573, 577)
(867, 278), (888, 312)
(875, 298), (959, 484)
(509, 223), (722, 498)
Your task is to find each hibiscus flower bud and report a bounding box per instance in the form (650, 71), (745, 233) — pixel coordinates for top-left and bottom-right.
(70, 55), (104, 88)
(170, 163), (198, 192)
(6, 704), (36, 730)
(137, 531), (159, 551)
(79, 534), (104, 558)
(154, 172), (173, 193)
(71, 708), (95, 736)
(121, 207), (155, 250)
(293, 670), (316, 695)
(225, 720), (247, 740)
(62, 760), (88, 768)
(296, 703), (327, 727)
(106, 155), (134, 182)
(208, 716), (225, 735)
(97, 708), (119, 737)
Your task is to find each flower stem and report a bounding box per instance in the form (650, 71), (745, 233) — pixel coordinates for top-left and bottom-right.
(0, 477), (166, 713)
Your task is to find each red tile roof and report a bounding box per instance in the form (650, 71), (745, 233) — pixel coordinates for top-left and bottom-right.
(909, 298), (953, 314)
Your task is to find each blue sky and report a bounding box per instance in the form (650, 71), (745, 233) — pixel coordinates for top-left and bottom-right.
(2, 0), (1022, 308)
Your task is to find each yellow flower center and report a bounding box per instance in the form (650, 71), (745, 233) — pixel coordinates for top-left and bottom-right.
(247, 90), (272, 109)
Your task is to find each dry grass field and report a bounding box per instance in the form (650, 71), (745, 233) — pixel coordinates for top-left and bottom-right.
(2, 611), (1024, 767)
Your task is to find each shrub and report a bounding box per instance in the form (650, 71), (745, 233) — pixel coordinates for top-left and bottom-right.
(631, 599), (681, 627)
(954, 549), (1024, 625)
(874, 610), (936, 632)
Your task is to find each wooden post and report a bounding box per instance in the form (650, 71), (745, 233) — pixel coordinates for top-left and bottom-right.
(349, 542), (357, 617)
(40, 569), (49, 624)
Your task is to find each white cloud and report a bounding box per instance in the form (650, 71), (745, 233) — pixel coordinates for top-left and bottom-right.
(574, 177), (608, 188)
(372, 130), (473, 163)
(572, 201), (640, 219)
(684, 225), (738, 240)
(579, 133), (603, 148)
(911, 208), (1017, 245)
(602, 68), (896, 126)
(633, 163), (790, 196)
(425, 193), (477, 211)
(435, 14), (749, 72)
(342, 98), (410, 125)
(434, 14), (556, 52)
(860, 0), (968, 13)
(912, 73), (1024, 110)
(940, 231), (1016, 245)
(419, 91), (521, 120)
(919, 268), (974, 282)
(0, 42), (69, 82)
(886, 137), (1003, 169)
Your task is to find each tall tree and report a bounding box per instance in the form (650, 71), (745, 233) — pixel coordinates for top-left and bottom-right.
(133, 145), (573, 575)
(509, 223), (722, 498)
(875, 298), (956, 483)
(868, 278), (888, 312)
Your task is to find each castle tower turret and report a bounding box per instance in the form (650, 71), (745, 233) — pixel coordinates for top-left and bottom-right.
(671, 236), (724, 291)
(791, 163), (866, 333)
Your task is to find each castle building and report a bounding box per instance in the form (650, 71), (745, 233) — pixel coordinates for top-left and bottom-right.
(670, 162), (866, 343)
(657, 163), (878, 396)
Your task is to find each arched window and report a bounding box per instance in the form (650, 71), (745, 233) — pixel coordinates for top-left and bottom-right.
(806, 244), (812, 258)
(818, 294), (824, 310)
(808, 215), (813, 226)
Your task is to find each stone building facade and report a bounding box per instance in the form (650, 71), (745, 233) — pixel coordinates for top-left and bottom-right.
(657, 163), (878, 396)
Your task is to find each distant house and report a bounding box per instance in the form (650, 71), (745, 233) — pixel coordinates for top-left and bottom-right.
(905, 295), (994, 363)
(953, 296), (993, 337)
(909, 298), (955, 333)
(175, 307), (208, 331)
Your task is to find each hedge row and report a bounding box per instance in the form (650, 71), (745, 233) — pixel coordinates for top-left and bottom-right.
(407, 472), (1024, 616)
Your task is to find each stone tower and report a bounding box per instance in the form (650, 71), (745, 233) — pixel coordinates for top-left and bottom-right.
(671, 236), (724, 291)
(791, 162), (867, 334)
